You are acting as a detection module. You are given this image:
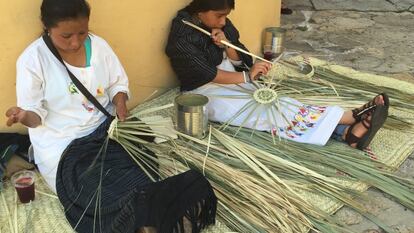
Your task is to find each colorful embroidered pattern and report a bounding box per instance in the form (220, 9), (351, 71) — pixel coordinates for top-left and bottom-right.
(278, 105), (326, 139)
(68, 82), (102, 113)
(96, 85), (104, 96)
(68, 82), (79, 94)
(82, 100), (95, 112)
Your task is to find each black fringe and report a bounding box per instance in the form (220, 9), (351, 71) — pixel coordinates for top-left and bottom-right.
(172, 193), (217, 233)
(158, 170), (217, 233)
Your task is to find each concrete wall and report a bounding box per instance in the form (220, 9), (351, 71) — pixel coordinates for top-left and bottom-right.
(0, 0), (280, 132)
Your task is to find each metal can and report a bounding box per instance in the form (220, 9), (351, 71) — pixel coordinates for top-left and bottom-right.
(175, 94), (209, 139)
(263, 27), (286, 54)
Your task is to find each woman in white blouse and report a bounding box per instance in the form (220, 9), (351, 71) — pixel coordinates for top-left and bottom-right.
(5, 0), (216, 232)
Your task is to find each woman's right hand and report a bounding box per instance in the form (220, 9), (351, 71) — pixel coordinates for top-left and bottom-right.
(249, 62), (272, 81)
(5, 107), (26, 127)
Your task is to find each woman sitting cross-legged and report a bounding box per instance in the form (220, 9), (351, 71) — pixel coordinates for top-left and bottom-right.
(5, 0), (217, 232)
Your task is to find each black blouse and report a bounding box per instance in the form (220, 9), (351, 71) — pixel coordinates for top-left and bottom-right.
(165, 10), (253, 91)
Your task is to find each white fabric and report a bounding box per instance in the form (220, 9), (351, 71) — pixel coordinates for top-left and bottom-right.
(189, 58), (344, 146)
(217, 52), (238, 72)
(228, 58), (243, 66)
(223, 51), (243, 67)
(16, 34), (129, 192)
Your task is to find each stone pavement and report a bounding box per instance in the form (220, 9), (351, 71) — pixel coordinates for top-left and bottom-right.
(280, 1), (414, 232)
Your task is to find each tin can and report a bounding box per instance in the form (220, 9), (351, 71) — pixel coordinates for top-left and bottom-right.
(263, 27), (286, 55)
(175, 94), (209, 139)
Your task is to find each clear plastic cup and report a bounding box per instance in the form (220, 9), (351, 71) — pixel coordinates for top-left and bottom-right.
(11, 170), (35, 203)
(263, 45), (284, 61)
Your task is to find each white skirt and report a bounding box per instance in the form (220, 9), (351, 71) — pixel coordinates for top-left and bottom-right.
(189, 82), (344, 146)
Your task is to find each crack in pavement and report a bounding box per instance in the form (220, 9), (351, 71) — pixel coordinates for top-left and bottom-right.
(386, 1), (414, 13)
(305, 0), (414, 13)
(310, 9), (409, 13)
(384, 0), (396, 6)
(309, 0), (316, 10)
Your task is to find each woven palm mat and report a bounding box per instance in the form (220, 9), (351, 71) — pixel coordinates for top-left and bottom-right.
(0, 172), (231, 233)
(0, 173), (231, 233)
(1, 57), (413, 232)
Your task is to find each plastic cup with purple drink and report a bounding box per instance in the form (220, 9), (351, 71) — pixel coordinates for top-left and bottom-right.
(11, 170), (35, 203)
(263, 45), (284, 62)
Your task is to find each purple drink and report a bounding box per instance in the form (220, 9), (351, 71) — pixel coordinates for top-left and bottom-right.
(11, 170), (36, 204)
(15, 177), (35, 203)
(263, 52), (282, 61)
(263, 52), (274, 61)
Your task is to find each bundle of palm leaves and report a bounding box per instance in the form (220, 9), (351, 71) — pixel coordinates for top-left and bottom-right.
(108, 113), (413, 233)
(109, 117), (341, 232)
(107, 60), (414, 232)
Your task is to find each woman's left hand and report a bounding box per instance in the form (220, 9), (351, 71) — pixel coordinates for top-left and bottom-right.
(211, 29), (228, 48)
(116, 103), (128, 122)
(112, 92), (129, 121)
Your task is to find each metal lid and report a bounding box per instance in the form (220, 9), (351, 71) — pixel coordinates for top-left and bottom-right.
(264, 27), (287, 34)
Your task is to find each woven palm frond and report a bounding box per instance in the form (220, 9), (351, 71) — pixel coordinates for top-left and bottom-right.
(107, 58), (414, 233)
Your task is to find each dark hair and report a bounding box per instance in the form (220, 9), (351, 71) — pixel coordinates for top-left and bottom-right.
(41, 0), (90, 30)
(185, 0), (235, 14)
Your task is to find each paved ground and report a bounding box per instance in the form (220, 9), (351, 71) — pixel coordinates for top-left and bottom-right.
(280, 1), (414, 232)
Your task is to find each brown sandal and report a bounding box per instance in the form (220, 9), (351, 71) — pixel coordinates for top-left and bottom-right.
(352, 93), (389, 123)
(346, 105), (388, 150)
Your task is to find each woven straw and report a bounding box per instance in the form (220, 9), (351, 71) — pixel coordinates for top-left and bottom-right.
(134, 57), (414, 228)
(1, 58), (413, 233)
(0, 173), (73, 233)
(0, 170), (232, 233)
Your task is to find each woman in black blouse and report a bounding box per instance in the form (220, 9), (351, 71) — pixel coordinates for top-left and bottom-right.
(165, 0), (389, 150)
(166, 0), (271, 91)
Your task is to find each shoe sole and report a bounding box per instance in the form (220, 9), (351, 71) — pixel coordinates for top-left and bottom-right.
(357, 105), (388, 150)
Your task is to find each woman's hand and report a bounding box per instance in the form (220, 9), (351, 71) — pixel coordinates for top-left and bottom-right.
(116, 103), (128, 122)
(6, 107), (26, 127)
(211, 29), (228, 48)
(112, 92), (129, 121)
(212, 28), (241, 60)
(5, 107), (41, 128)
(249, 62), (272, 81)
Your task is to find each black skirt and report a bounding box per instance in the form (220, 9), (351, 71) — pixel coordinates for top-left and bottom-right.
(56, 117), (217, 233)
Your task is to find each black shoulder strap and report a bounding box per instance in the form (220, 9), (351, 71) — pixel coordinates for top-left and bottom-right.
(42, 34), (112, 118)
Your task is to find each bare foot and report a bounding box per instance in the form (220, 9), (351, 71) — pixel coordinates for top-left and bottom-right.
(350, 94), (386, 124)
(373, 94), (385, 106)
(356, 94), (385, 114)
